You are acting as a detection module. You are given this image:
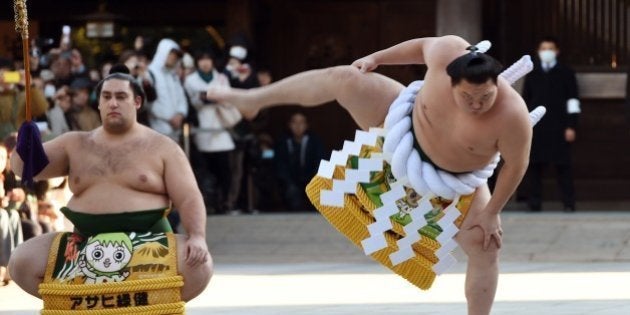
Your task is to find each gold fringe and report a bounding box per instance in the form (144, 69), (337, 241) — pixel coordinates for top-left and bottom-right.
(40, 276), (184, 313)
(40, 302), (185, 315)
(39, 276), (184, 295)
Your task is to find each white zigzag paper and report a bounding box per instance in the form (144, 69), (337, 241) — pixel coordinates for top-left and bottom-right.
(358, 157), (383, 172)
(361, 203), (398, 255)
(320, 190), (345, 207)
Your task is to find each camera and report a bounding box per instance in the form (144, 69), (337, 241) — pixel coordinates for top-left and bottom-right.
(2, 71), (21, 84)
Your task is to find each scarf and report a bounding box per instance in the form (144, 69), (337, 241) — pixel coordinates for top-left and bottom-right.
(197, 70), (214, 83)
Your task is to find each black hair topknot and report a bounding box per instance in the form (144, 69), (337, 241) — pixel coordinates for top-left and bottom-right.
(446, 51), (503, 85)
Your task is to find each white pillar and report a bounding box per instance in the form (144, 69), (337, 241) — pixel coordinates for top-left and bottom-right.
(436, 0), (482, 43)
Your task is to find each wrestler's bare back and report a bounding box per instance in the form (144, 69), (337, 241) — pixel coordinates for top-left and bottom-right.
(48, 126), (172, 214)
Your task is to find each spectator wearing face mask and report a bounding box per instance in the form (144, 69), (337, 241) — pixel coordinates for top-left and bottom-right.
(522, 36), (580, 212)
(225, 45), (259, 89)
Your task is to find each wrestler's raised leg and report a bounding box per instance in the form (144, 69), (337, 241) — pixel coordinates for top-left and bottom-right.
(207, 66), (405, 130)
(175, 234), (213, 301)
(8, 232), (58, 297)
(455, 185), (499, 315)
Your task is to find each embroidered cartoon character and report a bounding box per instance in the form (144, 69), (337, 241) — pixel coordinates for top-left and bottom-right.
(395, 186), (422, 218)
(78, 232), (133, 284)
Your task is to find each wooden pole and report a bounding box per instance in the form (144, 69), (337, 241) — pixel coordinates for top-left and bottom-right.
(14, 0), (31, 121)
(22, 37), (31, 121)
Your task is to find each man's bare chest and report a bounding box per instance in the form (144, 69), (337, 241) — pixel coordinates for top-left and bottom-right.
(416, 96), (499, 154)
(68, 138), (164, 190)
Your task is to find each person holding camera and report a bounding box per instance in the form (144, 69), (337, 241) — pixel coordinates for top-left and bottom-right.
(184, 50), (241, 214)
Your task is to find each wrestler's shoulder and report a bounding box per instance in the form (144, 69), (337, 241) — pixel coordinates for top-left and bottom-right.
(495, 89), (531, 126)
(498, 78), (526, 102)
(137, 125), (184, 152)
(135, 125), (170, 141)
(49, 130), (92, 144)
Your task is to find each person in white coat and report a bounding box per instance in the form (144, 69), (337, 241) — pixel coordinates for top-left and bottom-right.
(184, 50), (240, 213)
(147, 38), (188, 140)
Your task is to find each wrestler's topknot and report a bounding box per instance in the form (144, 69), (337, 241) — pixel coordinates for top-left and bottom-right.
(446, 49), (503, 86)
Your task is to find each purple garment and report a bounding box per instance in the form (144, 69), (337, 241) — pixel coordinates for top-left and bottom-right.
(16, 121), (49, 187)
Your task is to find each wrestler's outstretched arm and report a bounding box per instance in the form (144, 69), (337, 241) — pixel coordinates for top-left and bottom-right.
(10, 132), (73, 180)
(352, 37), (433, 72)
(352, 35), (470, 72)
(162, 139), (209, 267)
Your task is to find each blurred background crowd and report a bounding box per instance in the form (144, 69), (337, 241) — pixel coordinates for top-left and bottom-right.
(0, 30), (327, 217)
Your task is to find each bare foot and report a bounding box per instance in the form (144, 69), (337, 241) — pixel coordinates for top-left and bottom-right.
(206, 86), (260, 120)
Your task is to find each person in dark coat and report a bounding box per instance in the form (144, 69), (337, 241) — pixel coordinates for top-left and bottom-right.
(274, 112), (325, 211)
(522, 37), (580, 212)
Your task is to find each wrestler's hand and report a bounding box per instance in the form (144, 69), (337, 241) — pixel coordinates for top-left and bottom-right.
(169, 114), (184, 130)
(468, 210), (503, 251)
(565, 128), (576, 143)
(351, 56), (378, 73)
(185, 235), (210, 267)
